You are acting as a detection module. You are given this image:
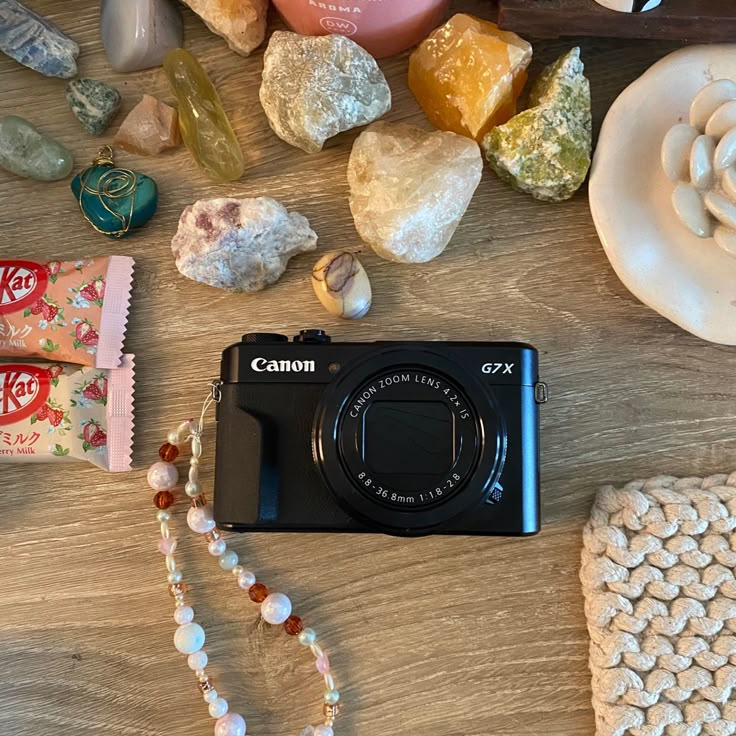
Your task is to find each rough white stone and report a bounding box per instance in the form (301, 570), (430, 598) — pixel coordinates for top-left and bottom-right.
(260, 31), (391, 154)
(172, 197), (317, 292)
(348, 121), (482, 263)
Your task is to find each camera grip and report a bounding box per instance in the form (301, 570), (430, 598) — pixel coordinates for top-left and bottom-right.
(214, 394), (279, 527)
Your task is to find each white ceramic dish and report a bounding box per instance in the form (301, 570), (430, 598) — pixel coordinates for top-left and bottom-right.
(589, 45), (736, 345)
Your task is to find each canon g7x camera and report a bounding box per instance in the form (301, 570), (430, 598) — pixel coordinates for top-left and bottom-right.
(213, 330), (546, 537)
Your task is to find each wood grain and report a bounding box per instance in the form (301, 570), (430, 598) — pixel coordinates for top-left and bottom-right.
(0, 3), (723, 735)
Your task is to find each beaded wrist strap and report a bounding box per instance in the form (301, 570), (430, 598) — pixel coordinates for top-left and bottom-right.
(148, 410), (341, 736)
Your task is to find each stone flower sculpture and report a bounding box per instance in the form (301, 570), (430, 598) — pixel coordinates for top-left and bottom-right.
(662, 79), (736, 257)
(662, 79), (736, 258)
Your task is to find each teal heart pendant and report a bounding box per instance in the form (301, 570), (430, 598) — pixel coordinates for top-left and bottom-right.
(71, 146), (158, 238)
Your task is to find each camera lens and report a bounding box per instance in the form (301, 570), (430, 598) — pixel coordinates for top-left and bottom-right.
(313, 349), (506, 534)
(338, 368), (480, 509)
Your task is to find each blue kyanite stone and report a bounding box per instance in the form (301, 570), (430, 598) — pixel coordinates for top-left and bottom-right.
(0, 0), (79, 78)
(71, 162), (158, 239)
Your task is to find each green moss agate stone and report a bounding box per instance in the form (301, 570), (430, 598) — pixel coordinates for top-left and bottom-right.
(71, 152), (158, 238)
(0, 114), (73, 180)
(482, 48), (592, 202)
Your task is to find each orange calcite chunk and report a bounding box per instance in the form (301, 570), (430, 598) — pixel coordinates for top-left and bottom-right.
(408, 14), (532, 142)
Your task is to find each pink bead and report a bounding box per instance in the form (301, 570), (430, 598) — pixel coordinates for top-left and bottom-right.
(316, 654), (330, 674)
(187, 505), (216, 534)
(314, 727), (333, 736)
(147, 461), (178, 491)
(158, 537), (177, 555)
(214, 712), (246, 736)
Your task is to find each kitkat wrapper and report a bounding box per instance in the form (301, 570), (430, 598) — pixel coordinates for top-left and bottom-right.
(0, 356), (135, 471)
(0, 256), (133, 368)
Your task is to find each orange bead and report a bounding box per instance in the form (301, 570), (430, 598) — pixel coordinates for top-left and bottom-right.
(168, 582), (188, 598)
(248, 582), (268, 603)
(284, 615), (304, 636)
(159, 442), (179, 462)
(153, 490), (174, 509)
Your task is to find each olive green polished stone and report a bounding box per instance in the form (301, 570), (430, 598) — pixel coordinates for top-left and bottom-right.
(0, 115), (73, 180)
(483, 48), (592, 202)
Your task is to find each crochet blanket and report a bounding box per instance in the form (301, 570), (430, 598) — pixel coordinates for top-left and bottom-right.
(581, 474), (736, 736)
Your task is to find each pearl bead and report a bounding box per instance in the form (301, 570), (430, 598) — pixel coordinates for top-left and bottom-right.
(231, 565), (244, 577)
(187, 650), (208, 671)
(148, 462), (178, 491)
(157, 510), (171, 523)
(166, 555), (177, 573)
(208, 539), (227, 556)
(174, 622), (205, 655)
(218, 550), (238, 571)
(238, 570), (256, 589)
(208, 697), (229, 719)
(174, 606), (194, 625)
(324, 690), (339, 705)
(323, 674), (335, 691)
(204, 689), (219, 703)
(261, 592), (292, 625)
(214, 712), (246, 736)
(187, 505), (216, 534)
(298, 628), (316, 646)
(315, 727), (333, 736)
(185, 480), (202, 497)
(168, 571), (183, 584)
(168, 430), (182, 446)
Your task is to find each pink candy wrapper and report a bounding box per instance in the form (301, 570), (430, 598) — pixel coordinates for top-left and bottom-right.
(0, 256), (133, 368)
(0, 356), (135, 471)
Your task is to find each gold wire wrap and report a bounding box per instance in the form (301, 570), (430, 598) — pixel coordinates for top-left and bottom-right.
(76, 147), (138, 238)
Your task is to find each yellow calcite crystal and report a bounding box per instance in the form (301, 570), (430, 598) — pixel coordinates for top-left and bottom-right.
(163, 48), (244, 182)
(408, 14), (532, 142)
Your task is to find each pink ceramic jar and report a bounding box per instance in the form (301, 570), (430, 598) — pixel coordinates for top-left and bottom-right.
(271, 0), (450, 58)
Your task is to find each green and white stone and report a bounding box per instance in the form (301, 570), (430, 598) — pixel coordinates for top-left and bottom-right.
(0, 115), (73, 180)
(483, 48), (592, 202)
(65, 78), (122, 136)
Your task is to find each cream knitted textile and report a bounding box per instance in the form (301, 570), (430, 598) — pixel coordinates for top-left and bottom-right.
(581, 473), (736, 736)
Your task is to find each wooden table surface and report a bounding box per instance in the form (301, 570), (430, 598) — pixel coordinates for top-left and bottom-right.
(0, 2), (722, 735)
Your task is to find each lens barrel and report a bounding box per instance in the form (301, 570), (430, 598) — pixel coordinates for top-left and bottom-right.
(313, 348), (506, 535)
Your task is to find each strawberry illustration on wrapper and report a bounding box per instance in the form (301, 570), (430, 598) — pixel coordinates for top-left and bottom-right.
(0, 358), (135, 471)
(0, 257), (133, 368)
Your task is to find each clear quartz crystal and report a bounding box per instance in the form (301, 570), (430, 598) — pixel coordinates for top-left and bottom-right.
(348, 121), (483, 263)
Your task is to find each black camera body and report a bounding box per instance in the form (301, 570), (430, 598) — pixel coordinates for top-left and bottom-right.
(214, 330), (545, 537)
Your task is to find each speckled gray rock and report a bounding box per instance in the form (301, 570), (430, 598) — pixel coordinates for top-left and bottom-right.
(0, 115), (73, 180)
(348, 121), (483, 263)
(65, 78), (122, 136)
(0, 0), (79, 78)
(483, 47), (592, 202)
(172, 197), (318, 292)
(101, 0), (183, 73)
(259, 31), (391, 154)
